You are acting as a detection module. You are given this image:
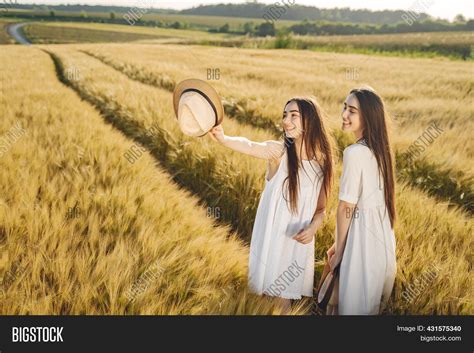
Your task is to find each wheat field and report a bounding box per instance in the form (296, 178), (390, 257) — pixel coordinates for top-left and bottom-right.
(22, 21), (230, 44)
(0, 46), (304, 315)
(81, 43), (473, 175)
(78, 44), (474, 212)
(0, 41), (472, 315)
(0, 19), (16, 44)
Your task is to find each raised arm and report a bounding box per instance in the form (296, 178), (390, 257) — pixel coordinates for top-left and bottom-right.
(209, 125), (284, 160)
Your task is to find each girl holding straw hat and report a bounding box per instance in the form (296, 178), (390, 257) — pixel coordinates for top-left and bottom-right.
(209, 98), (334, 313)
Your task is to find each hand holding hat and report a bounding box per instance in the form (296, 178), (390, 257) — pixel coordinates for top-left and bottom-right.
(208, 125), (225, 143)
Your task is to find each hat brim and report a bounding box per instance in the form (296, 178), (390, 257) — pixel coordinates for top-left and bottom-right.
(173, 79), (224, 134)
(316, 262), (340, 310)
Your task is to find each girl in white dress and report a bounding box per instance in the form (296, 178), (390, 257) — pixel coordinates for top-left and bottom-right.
(327, 86), (397, 315)
(209, 97), (334, 312)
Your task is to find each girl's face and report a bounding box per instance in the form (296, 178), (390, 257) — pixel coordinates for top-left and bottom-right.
(342, 93), (363, 135)
(283, 101), (303, 139)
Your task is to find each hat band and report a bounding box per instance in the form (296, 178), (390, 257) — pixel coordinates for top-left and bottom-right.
(182, 88), (219, 129)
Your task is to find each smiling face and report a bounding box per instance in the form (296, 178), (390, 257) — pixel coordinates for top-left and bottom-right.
(282, 100), (304, 139)
(342, 93), (364, 137)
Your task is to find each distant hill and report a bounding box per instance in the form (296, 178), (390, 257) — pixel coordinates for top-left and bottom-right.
(7, 2), (431, 25)
(4, 3), (178, 14)
(180, 2), (431, 25)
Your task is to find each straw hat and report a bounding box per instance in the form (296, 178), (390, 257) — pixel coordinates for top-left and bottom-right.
(173, 79), (224, 137)
(316, 262), (340, 312)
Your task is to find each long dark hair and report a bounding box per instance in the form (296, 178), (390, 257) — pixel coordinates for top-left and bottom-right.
(350, 86), (396, 228)
(283, 97), (334, 214)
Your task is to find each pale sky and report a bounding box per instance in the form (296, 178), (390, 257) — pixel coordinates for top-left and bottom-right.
(16, 0), (474, 21)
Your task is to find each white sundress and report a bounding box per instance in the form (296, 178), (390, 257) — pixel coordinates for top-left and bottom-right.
(338, 141), (397, 315)
(248, 151), (324, 299)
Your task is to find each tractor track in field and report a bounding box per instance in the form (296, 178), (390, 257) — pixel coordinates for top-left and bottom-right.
(81, 50), (473, 215)
(43, 48), (265, 241)
(39, 49), (474, 314)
